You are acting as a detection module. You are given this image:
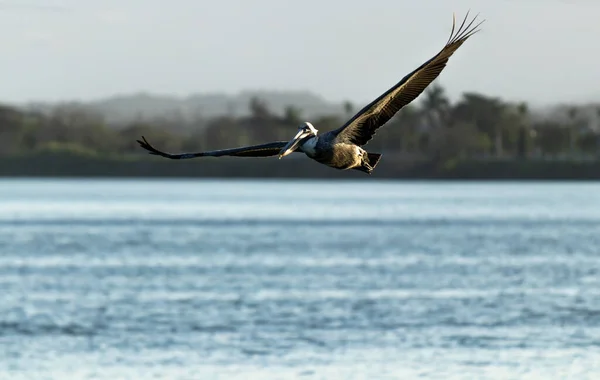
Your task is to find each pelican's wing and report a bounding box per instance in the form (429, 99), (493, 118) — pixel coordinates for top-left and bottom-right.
(332, 12), (484, 147)
(137, 136), (291, 159)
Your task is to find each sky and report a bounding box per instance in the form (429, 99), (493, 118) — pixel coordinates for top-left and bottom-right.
(0, 0), (598, 106)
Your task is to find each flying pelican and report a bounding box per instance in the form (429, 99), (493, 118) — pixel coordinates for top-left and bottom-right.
(137, 12), (483, 174)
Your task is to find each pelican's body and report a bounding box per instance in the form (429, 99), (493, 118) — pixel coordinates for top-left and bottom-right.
(282, 126), (381, 174)
(137, 12), (483, 175)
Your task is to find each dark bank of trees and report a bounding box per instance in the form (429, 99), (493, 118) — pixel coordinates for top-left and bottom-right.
(1, 84), (600, 170)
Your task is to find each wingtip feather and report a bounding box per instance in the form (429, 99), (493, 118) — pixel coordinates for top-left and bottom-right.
(446, 10), (485, 46)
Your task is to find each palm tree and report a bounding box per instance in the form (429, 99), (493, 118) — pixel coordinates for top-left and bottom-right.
(516, 102), (529, 158)
(394, 104), (422, 153)
(420, 83), (450, 129)
(248, 96), (271, 120)
(596, 106), (600, 156)
(567, 106), (578, 156)
(343, 101), (354, 118)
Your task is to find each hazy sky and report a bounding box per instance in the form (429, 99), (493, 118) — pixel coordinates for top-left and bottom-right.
(0, 0), (598, 106)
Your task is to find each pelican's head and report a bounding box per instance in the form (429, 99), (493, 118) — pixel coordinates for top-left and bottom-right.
(278, 122), (318, 159)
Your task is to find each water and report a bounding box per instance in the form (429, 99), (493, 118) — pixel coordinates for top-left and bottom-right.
(1, 179), (600, 379)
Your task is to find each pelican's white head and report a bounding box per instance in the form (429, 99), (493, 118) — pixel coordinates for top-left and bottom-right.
(278, 122), (319, 158)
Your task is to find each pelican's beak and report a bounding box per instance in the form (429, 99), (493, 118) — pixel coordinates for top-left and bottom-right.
(278, 129), (311, 159)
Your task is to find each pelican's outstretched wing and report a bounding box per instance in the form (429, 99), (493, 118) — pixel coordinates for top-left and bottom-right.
(332, 11), (484, 147)
(137, 136), (292, 159)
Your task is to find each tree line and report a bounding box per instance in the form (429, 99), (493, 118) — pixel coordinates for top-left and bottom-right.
(1, 84), (599, 163)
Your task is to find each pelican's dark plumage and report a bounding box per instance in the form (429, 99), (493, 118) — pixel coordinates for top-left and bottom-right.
(137, 137), (290, 159)
(137, 12), (484, 174)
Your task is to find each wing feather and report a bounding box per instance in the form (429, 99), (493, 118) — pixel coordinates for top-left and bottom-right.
(137, 136), (290, 159)
(332, 11), (484, 146)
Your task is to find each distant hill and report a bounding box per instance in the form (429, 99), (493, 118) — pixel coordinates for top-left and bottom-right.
(21, 90), (351, 126)
(18, 89), (600, 131)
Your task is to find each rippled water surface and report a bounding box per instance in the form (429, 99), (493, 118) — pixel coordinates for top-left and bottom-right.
(1, 179), (600, 379)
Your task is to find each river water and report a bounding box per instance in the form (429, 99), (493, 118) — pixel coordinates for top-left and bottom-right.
(1, 179), (599, 379)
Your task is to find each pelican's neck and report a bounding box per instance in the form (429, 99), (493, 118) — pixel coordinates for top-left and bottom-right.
(300, 136), (318, 156)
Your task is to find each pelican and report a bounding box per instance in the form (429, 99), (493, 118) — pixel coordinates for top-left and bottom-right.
(137, 12), (483, 174)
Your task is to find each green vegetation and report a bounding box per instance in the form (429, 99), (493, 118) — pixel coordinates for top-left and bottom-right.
(1, 84), (600, 179)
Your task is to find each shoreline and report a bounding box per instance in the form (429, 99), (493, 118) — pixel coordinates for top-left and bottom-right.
(1, 153), (600, 180)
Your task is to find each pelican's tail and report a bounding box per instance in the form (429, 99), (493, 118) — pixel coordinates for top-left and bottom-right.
(366, 152), (382, 169)
(353, 152), (382, 174)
